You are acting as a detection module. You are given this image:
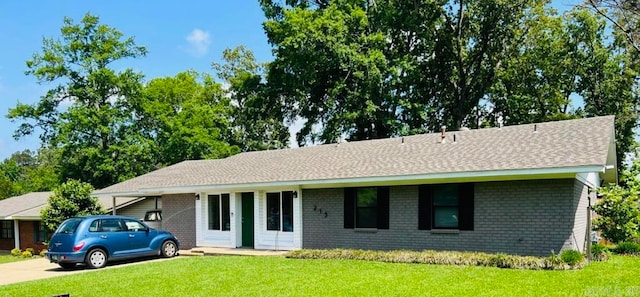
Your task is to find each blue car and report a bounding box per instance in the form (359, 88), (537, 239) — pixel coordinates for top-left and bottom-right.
(46, 215), (179, 269)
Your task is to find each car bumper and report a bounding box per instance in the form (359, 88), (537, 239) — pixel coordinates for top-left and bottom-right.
(46, 252), (86, 263)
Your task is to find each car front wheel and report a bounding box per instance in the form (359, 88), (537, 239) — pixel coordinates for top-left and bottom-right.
(85, 248), (107, 269)
(161, 241), (177, 258)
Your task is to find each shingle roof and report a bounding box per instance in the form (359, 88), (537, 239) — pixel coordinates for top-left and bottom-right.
(0, 192), (140, 219)
(0, 192), (51, 218)
(97, 116), (616, 195)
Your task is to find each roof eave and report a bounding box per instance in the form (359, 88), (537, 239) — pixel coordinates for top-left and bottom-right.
(106, 165), (606, 195)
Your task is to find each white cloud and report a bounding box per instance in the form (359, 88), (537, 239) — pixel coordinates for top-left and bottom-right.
(185, 29), (211, 57)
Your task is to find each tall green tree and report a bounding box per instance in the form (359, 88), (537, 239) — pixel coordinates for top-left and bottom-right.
(136, 71), (239, 165)
(40, 180), (103, 231)
(488, 7), (639, 170)
(213, 46), (289, 151)
(262, 0), (545, 144)
(263, 0), (391, 144)
(7, 13), (153, 189)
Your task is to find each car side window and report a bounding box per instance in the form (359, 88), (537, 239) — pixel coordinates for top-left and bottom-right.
(89, 220), (100, 232)
(124, 219), (147, 232)
(101, 219), (125, 232)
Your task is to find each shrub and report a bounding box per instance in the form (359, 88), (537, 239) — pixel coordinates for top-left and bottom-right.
(560, 250), (584, 266)
(612, 242), (640, 255)
(10, 248), (21, 257)
(21, 250), (32, 258)
(285, 249), (577, 270)
(39, 249), (48, 257)
(593, 185), (640, 243)
(591, 243), (610, 261)
(25, 248), (35, 255)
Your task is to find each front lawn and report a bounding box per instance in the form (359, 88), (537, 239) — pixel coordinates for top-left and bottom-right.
(2, 255), (639, 296)
(0, 254), (32, 264)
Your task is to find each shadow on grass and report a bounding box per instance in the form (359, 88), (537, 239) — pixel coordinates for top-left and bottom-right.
(46, 255), (174, 272)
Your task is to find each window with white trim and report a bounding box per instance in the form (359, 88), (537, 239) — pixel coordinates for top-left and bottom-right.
(266, 191), (293, 232)
(208, 194), (230, 231)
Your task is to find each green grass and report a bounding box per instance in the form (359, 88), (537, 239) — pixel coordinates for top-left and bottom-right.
(0, 255), (32, 264)
(1, 255), (639, 296)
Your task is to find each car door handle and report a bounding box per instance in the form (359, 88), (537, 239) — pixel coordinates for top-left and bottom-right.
(100, 235), (107, 239)
(129, 234), (135, 238)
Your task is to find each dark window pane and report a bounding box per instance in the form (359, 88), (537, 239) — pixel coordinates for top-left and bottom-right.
(434, 184), (459, 206)
(434, 207), (459, 228)
(33, 222), (48, 243)
(267, 192), (280, 231)
(356, 188), (377, 228)
(282, 191), (294, 232)
(222, 194), (230, 231)
(208, 195), (220, 230)
(356, 208), (377, 228)
(357, 188), (377, 207)
(1, 221), (13, 239)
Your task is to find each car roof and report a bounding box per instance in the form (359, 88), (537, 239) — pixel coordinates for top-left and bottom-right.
(72, 215), (139, 220)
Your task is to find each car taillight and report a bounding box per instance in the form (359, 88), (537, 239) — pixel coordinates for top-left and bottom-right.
(73, 241), (85, 252)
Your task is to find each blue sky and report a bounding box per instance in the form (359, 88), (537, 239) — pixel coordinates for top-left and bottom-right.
(0, 1), (273, 160)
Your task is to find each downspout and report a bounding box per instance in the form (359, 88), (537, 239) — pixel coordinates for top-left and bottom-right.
(586, 189), (594, 263)
(13, 219), (19, 250)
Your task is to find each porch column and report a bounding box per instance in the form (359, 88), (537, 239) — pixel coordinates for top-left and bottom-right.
(112, 196), (116, 215)
(293, 188), (303, 249)
(13, 219), (19, 249)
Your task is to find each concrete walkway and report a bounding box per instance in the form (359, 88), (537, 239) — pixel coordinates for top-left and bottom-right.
(186, 247), (289, 257)
(0, 248), (286, 286)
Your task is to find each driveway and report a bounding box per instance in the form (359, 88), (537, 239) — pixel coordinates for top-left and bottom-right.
(0, 256), (180, 286)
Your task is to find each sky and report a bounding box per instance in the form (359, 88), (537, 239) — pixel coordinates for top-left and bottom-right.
(0, 1), (274, 160)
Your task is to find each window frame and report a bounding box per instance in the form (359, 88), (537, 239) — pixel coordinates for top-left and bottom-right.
(1, 221), (14, 239)
(344, 187), (390, 230)
(208, 193), (231, 231)
(265, 191), (294, 232)
(432, 184), (460, 229)
(33, 221), (49, 243)
(355, 187), (378, 229)
(418, 183), (474, 231)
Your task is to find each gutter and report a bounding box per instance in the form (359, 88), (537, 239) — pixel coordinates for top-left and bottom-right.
(101, 165), (607, 196)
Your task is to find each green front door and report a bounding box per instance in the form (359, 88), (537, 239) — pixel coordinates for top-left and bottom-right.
(241, 192), (254, 248)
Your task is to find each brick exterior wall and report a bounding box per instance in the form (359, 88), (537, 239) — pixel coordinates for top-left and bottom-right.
(19, 221), (48, 252)
(302, 179), (588, 256)
(162, 193), (196, 249)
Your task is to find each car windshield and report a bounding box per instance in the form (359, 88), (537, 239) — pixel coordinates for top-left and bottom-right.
(54, 218), (83, 234)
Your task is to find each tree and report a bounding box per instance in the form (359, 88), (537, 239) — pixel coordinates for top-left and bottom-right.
(0, 149), (59, 199)
(262, 0), (547, 145)
(40, 180), (104, 231)
(135, 71), (239, 165)
(594, 158), (640, 243)
(585, 0), (640, 52)
(488, 7), (639, 171)
(213, 46), (289, 151)
(7, 13), (152, 189)
(263, 0), (391, 144)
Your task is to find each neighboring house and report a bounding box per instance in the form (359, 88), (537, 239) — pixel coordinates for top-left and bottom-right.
(0, 192), (160, 251)
(96, 116), (617, 256)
